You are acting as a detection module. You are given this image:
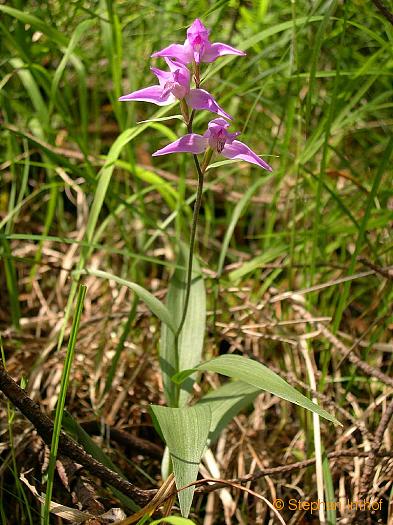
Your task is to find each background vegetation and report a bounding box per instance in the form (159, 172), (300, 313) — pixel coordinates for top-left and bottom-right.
(0, 0), (392, 523)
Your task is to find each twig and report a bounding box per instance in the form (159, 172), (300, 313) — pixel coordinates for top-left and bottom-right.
(359, 397), (393, 499)
(79, 421), (163, 459)
(358, 256), (393, 280)
(3, 365), (391, 508)
(195, 449), (393, 493)
(269, 363), (374, 440)
(371, 0), (393, 25)
(270, 271), (374, 303)
(57, 456), (106, 516)
(336, 310), (392, 368)
(0, 362), (154, 506)
(290, 302), (393, 388)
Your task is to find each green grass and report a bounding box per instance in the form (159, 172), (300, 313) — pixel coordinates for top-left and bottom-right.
(0, 0), (392, 523)
(43, 284), (86, 524)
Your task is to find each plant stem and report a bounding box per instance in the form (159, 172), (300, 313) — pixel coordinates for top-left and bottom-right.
(173, 71), (205, 401)
(175, 154), (205, 339)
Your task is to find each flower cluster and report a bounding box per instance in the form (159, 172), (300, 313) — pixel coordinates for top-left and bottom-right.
(120, 19), (272, 171)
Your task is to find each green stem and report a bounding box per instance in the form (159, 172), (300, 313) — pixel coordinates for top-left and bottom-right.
(175, 154), (205, 340)
(172, 67), (206, 402)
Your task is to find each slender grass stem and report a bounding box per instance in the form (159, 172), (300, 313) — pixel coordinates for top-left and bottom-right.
(42, 285), (87, 525)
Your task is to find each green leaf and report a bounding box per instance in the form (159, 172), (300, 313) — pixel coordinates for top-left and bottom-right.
(204, 16), (323, 83)
(323, 451), (336, 525)
(217, 175), (273, 278)
(55, 107), (174, 357)
(146, 122), (178, 142)
(75, 268), (175, 332)
(0, 236), (21, 329)
(206, 157), (276, 171)
(0, 5), (68, 48)
(137, 115), (184, 124)
(197, 381), (260, 444)
(9, 58), (48, 127)
(50, 19), (94, 105)
(150, 405), (211, 517)
(133, 164), (178, 211)
(160, 242), (206, 407)
(174, 355), (340, 425)
(228, 245), (287, 282)
(82, 104), (174, 263)
(44, 285), (87, 524)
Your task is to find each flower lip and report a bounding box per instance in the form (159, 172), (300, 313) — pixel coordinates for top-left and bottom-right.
(161, 80), (176, 99)
(216, 131), (226, 153)
(205, 118), (233, 152)
(192, 35), (203, 47)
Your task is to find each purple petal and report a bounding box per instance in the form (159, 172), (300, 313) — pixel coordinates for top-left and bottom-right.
(151, 43), (193, 64)
(118, 85), (174, 106)
(187, 19), (210, 43)
(168, 63), (190, 90)
(150, 67), (172, 87)
(227, 131), (241, 144)
(151, 62), (190, 99)
(207, 117), (231, 132)
(152, 134), (207, 156)
(221, 140), (272, 171)
(164, 57), (190, 75)
(186, 89), (232, 120)
(202, 42), (246, 63)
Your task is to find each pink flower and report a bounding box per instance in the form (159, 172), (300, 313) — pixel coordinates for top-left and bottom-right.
(152, 118), (272, 171)
(151, 19), (246, 64)
(119, 58), (231, 120)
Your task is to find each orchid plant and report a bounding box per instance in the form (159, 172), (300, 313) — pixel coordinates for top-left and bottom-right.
(119, 19), (338, 519)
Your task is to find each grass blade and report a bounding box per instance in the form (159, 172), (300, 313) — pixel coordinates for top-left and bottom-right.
(43, 285), (87, 525)
(333, 136), (393, 330)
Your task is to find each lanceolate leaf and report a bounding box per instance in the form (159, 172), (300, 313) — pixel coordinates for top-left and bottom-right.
(150, 405), (211, 518)
(160, 242), (206, 407)
(75, 268), (175, 332)
(197, 380), (260, 444)
(174, 355), (340, 425)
